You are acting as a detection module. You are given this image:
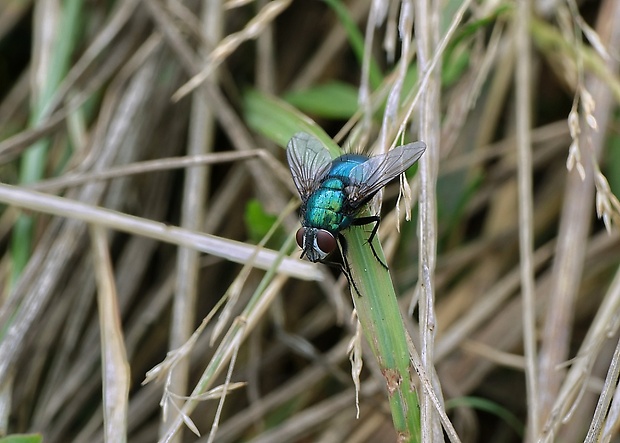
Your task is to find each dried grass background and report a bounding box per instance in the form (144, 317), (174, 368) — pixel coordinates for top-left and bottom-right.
(1, 1), (620, 442)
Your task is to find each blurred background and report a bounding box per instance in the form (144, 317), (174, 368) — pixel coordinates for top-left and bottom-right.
(0, 0), (619, 442)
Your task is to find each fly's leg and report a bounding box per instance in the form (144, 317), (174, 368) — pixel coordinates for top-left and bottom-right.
(350, 215), (388, 270)
(318, 238), (362, 297)
(337, 234), (363, 297)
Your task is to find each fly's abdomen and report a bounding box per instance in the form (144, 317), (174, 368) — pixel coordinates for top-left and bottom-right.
(305, 178), (347, 232)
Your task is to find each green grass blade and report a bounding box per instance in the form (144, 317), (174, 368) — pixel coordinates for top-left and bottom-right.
(344, 223), (421, 442)
(12, 0), (83, 282)
(244, 89), (340, 156)
(245, 92), (421, 439)
(0, 434), (43, 443)
(283, 81), (359, 119)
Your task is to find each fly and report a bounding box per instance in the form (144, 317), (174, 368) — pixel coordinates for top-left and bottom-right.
(286, 132), (426, 273)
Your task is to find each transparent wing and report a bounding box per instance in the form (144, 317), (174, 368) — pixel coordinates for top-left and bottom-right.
(286, 132), (333, 201)
(347, 141), (426, 208)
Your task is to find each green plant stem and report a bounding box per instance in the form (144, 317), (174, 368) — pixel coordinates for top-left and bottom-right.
(345, 224), (420, 442)
(12, 0), (82, 282)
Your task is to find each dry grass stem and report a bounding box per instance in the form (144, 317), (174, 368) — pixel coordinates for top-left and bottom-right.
(1, 2), (620, 442)
(515, 0), (539, 439)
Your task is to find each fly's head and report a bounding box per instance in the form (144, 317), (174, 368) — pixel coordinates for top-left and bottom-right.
(296, 226), (337, 262)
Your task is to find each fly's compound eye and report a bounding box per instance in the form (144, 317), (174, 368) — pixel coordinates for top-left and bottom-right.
(315, 230), (336, 255)
(296, 228), (306, 248)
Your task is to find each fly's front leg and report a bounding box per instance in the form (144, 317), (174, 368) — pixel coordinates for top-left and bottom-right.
(318, 235), (363, 297)
(350, 216), (388, 270)
(337, 234), (363, 297)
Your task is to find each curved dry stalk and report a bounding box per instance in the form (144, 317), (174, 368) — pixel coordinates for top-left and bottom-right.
(172, 0), (293, 101)
(0, 185), (318, 283)
(415, 0), (443, 438)
(89, 225), (130, 443)
(165, 3), (223, 441)
(515, 0), (540, 439)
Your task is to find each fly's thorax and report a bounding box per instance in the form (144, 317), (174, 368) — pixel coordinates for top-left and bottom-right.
(328, 155), (370, 210)
(328, 154), (368, 182)
(320, 177), (345, 191)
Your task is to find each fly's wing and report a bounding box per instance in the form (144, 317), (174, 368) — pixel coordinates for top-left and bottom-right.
(346, 141), (426, 208)
(286, 132), (333, 201)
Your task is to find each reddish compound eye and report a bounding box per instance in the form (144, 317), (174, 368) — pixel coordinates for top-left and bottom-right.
(296, 228), (306, 248)
(315, 230), (336, 254)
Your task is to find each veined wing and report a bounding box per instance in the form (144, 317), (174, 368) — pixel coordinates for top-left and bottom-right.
(346, 141), (426, 208)
(286, 132), (333, 201)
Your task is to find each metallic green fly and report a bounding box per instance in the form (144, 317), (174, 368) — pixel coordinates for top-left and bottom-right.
(286, 132), (426, 270)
